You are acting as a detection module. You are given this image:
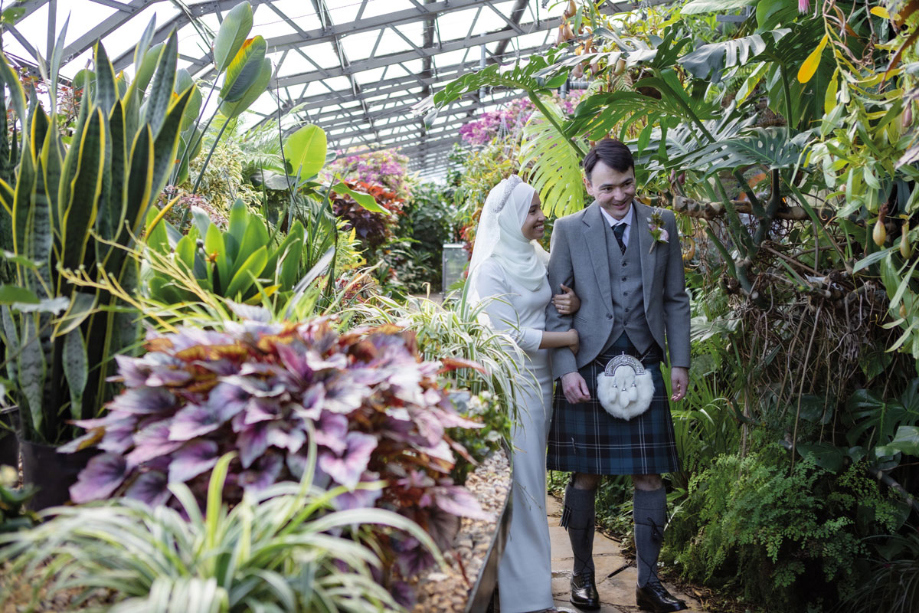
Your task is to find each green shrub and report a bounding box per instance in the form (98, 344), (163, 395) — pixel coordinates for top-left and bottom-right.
(668, 444), (902, 610)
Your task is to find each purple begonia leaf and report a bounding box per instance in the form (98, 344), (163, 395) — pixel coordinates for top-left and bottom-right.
(346, 366), (387, 386)
(243, 397), (282, 425)
(323, 379), (369, 414)
(113, 354), (149, 386)
(98, 419), (137, 454)
(70, 453), (127, 503)
(390, 581), (417, 609)
(126, 423), (184, 468)
(313, 411), (348, 453)
(412, 409), (445, 447)
(432, 485), (492, 521)
(125, 470), (170, 507)
(145, 368), (192, 387)
(275, 342), (313, 380)
(393, 536), (436, 578)
(429, 405), (483, 430)
(424, 504), (463, 552)
(304, 350), (347, 372)
(72, 412), (128, 430)
(207, 381), (250, 422)
(169, 404), (222, 441)
(292, 385), (324, 420)
(288, 452), (332, 488)
(238, 362), (284, 378)
(319, 432), (377, 488)
(395, 469), (435, 491)
(193, 358), (239, 376)
(58, 429), (105, 454)
(266, 425), (306, 453)
(168, 440), (219, 483)
(164, 327), (233, 352)
(109, 387), (177, 415)
(223, 320), (282, 340)
(237, 422), (270, 468)
(239, 453), (283, 492)
(222, 374), (287, 398)
(331, 473), (383, 511)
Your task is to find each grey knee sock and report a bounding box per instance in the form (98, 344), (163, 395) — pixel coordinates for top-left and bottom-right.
(561, 481), (596, 576)
(633, 487), (667, 588)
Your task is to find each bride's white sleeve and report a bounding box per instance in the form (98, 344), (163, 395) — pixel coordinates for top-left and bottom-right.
(474, 260), (542, 352)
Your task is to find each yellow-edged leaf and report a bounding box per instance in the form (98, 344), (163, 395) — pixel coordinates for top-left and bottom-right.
(825, 68), (839, 114)
(798, 34), (828, 84)
(870, 6), (890, 19)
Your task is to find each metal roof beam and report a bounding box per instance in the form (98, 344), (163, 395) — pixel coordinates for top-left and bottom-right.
(274, 16), (562, 89)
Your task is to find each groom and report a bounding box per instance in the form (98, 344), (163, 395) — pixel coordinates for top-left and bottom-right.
(545, 139), (690, 612)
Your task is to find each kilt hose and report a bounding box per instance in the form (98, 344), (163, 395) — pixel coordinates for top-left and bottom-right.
(547, 333), (681, 476)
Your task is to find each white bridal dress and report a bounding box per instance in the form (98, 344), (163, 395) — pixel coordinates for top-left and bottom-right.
(475, 256), (554, 613)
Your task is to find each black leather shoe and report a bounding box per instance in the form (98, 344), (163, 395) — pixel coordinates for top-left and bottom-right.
(636, 582), (688, 612)
(569, 571), (600, 610)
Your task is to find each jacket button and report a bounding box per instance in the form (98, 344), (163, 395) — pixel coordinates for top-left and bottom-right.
(622, 276), (627, 281)
(606, 313), (613, 319)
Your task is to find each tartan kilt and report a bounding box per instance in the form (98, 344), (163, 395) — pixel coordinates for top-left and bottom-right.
(547, 341), (681, 476)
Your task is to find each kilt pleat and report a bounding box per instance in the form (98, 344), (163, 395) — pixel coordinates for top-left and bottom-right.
(547, 338), (681, 476)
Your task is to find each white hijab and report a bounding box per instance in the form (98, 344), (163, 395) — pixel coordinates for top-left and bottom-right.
(468, 175), (549, 298)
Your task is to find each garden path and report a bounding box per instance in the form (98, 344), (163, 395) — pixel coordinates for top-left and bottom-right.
(545, 496), (706, 613)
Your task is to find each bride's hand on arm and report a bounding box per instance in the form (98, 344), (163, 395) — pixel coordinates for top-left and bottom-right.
(551, 283), (580, 315)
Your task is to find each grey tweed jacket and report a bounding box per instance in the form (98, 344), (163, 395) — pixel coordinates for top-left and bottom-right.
(545, 200), (691, 379)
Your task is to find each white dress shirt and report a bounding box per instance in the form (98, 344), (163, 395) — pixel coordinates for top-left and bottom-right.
(598, 202), (635, 247)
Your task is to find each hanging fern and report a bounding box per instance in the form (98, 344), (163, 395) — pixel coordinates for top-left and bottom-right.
(520, 100), (586, 218)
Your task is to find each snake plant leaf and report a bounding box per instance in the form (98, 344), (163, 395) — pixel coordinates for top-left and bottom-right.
(62, 327), (88, 421)
(146, 87), (194, 229)
(143, 31), (178, 136)
(0, 53), (27, 134)
(175, 72), (202, 132)
(12, 129), (36, 262)
(283, 124), (327, 180)
(49, 16), (69, 112)
(520, 101), (585, 218)
(133, 42), (164, 96)
(145, 205), (170, 254)
(225, 245), (268, 299)
(40, 116), (64, 237)
(133, 15), (157, 72)
(125, 126), (154, 249)
(220, 36), (266, 103)
(18, 314), (46, 438)
(93, 42), (119, 114)
(218, 57), (271, 119)
(213, 1), (253, 73)
(99, 99), (128, 262)
(61, 108), (105, 273)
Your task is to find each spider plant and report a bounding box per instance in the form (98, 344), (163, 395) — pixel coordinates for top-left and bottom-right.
(0, 450), (441, 612)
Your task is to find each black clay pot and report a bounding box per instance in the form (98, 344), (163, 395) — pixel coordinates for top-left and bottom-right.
(18, 438), (98, 511)
(0, 406), (20, 469)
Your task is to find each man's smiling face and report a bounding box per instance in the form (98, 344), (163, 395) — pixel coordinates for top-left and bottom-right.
(586, 160), (636, 220)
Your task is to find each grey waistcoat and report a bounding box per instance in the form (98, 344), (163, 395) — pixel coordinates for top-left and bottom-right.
(603, 223), (656, 355)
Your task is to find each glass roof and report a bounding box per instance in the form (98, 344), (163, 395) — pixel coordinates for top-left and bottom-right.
(4, 0), (574, 178)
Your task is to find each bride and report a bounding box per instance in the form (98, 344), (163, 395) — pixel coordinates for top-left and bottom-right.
(468, 175), (579, 613)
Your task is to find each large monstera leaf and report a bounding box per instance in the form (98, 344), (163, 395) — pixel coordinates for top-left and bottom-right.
(520, 101), (585, 218)
(679, 29), (789, 83)
(669, 127), (814, 177)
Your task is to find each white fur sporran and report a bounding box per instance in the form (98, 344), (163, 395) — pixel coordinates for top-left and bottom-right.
(596, 354), (655, 420)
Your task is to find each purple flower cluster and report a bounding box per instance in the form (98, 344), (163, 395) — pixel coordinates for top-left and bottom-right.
(66, 319), (489, 544)
(458, 92), (586, 145)
(324, 148), (414, 202)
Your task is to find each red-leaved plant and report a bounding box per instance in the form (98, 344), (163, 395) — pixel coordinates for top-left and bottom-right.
(65, 317), (489, 594)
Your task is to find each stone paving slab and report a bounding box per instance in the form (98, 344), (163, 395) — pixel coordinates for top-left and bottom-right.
(546, 495), (706, 613)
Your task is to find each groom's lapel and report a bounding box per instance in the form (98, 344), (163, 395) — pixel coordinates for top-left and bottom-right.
(633, 201), (656, 311)
(581, 202), (613, 307)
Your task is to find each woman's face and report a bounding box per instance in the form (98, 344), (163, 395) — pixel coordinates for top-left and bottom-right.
(521, 192), (546, 241)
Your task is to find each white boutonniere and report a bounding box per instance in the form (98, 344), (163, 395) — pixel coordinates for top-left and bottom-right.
(648, 211), (669, 253)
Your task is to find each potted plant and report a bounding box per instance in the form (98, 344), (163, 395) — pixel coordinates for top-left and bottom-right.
(0, 23), (196, 508)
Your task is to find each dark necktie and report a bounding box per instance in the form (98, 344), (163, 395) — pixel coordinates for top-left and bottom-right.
(612, 223), (626, 254)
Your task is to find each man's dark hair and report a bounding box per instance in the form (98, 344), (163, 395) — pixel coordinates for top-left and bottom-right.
(583, 138), (634, 180)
